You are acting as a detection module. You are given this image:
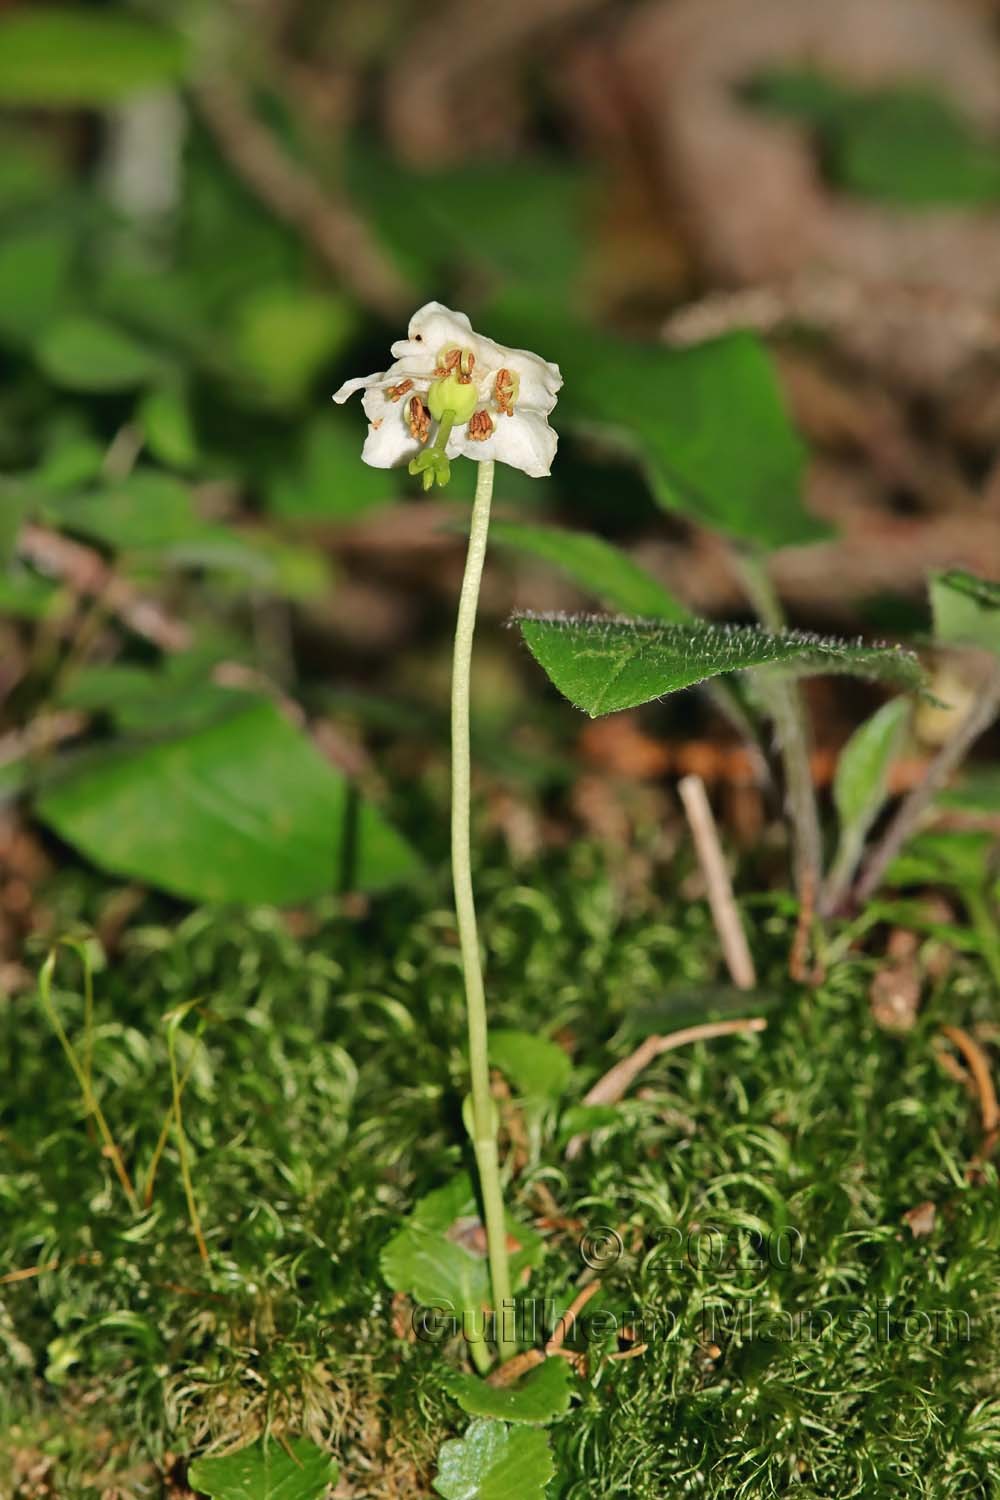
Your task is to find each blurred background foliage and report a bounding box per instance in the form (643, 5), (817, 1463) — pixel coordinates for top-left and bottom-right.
(1, 0), (999, 921)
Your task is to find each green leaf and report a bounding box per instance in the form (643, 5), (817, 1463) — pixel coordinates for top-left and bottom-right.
(517, 615), (924, 717)
(234, 287), (357, 408)
(488, 306), (819, 549)
(139, 383), (199, 470)
(37, 316), (163, 392)
(0, 227), (72, 345)
(938, 766), (1000, 813)
(267, 416), (393, 522)
(381, 1176), (542, 1322)
(489, 1031), (571, 1102)
(749, 71), (1000, 207)
(884, 831), (994, 891)
(0, 570), (64, 621)
(57, 657), (249, 736)
(36, 699), (420, 904)
(43, 472), (205, 551)
(188, 1437), (337, 1500)
(0, 9), (188, 105)
(442, 1359), (572, 1426)
(433, 1420), (554, 1500)
(490, 522), (686, 621)
(931, 570), (1000, 656)
(833, 698), (910, 847)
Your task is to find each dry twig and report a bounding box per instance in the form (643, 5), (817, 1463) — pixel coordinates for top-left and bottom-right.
(565, 1017), (767, 1159)
(939, 1024), (999, 1159)
(677, 774), (756, 990)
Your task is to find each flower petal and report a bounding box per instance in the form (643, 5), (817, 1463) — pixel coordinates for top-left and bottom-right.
(390, 302), (479, 364)
(332, 370), (384, 404)
(359, 388), (423, 469)
(449, 410), (558, 478)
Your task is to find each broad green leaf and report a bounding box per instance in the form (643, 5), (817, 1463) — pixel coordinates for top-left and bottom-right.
(234, 287), (357, 407)
(442, 1359), (572, 1426)
(489, 1031), (571, 1102)
(188, 1437), (336, 1500)
(43, 472), (204, 550)
(36, 699), (419, 904)
(488, 306), (818, 549)
(267, 416), (393, 521)
(434, 1420), (554, 1500)
(37, 316), (163, 391)
(840, 91), (1000, 207)
(381, 1176), (542, 1323)
(931, 570), (1000, 656)
(0, 132), (65, 209)
(0, 9), (188, 105)
(490, 522), (686, 622)
(833, 698), (910, 845)
(139, 383), (198, 470)
(0, 227), (72, 345)
(517, 615), (924, 717)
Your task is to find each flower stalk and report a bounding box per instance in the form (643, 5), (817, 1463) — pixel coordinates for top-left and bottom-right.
(450, 458), (516, 1362)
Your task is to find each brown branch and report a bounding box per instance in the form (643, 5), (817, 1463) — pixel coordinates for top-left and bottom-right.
(940, 1025), (999, 1158)
(195, 80), (411, 321)
(17, 524), (191, 653)
(565, 1018), (767, 1159)
(677, 774), (756, 990)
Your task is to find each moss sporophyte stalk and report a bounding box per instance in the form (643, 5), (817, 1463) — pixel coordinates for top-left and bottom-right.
(334, 303), (563, 1364)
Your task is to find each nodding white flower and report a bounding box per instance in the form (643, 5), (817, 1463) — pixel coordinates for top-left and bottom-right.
(333, 302), (562, 486)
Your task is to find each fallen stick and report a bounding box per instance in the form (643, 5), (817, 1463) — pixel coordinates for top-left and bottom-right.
(565, 1017), (767, 1160)
(677, 774), (756, 990)
(940, 1024), (999, 1158)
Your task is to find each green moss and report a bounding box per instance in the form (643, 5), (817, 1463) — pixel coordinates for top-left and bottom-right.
(1, 846), (997, 1497)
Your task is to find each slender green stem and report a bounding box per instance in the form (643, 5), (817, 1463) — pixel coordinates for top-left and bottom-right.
(735, 549), (823, 908)
(451, 458), (515, 1362)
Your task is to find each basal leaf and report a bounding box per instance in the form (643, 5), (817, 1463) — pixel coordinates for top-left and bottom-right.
(381, 1175), (542, 1325)
(488, 304), (819, 549)
(489, 1031), (571, 1102)
(188, 1437), (336, 1500)
(36, 699), (420, 904)
(442, 1358), (572, 1426)
(0, 9), (188, 105)
(490, 522), (686, 622)
(516, 615), (924, 717)
(433, 1420), (554, 1500)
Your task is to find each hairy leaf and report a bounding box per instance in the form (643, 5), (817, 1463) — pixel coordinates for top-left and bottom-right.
(516, 615), (924, 717)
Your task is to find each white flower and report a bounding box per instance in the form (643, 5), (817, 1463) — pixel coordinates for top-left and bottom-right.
(333, 302), (562, 483)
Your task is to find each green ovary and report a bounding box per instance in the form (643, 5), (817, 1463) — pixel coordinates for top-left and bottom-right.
(428, 372), (478, 425)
